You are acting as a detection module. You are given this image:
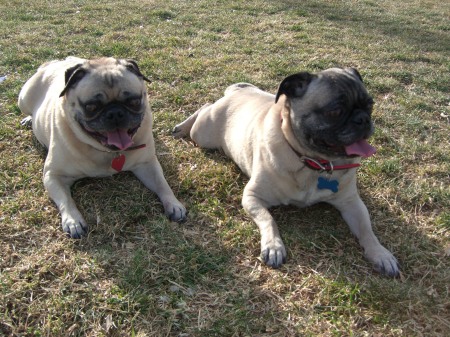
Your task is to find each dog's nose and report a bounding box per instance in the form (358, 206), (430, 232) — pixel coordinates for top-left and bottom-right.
(105, 109), (126, 125)
(353, 112), (371, 126)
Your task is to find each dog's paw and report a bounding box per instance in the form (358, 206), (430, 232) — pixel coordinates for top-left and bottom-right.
(164, 200), (187, 223)
(260, 237), (287, 269)
(171, 125), (187, 139)
(61, 215), (88, 239)
(20, 116), (33, 127)
(365, 245), (400, 277)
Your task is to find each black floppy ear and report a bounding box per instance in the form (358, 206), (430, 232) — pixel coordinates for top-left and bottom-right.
(275, 72), (315, 103)
(124, 59), (151, 83)
(59, 63), (86, 97)
(345, 67), (363, 82)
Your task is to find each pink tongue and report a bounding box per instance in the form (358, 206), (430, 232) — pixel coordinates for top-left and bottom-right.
(106, 129), (133, 150)
(345, 140), (376, 158)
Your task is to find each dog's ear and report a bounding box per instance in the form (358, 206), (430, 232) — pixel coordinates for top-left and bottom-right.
(124, 59), (151, 83)
(345, 67), (363, 82)
(275, 72), (315, 103)
(59, 63), (86, 97)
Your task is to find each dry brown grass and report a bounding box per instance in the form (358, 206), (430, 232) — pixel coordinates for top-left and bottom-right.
(1, 0), (449, 336)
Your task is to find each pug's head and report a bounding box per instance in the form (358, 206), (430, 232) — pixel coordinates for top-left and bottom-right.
(60, 57), (151, 150)
(276, 68), (376, 159)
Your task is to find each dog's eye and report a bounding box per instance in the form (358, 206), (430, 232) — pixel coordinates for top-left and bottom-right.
(326, 109), (342, 118)
(85, 103), (99, 113)
(128, 98), (141, 109)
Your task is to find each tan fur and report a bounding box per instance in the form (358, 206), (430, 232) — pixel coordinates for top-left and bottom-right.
(173, 73), (399, 277)
(19, 57), (186, 238)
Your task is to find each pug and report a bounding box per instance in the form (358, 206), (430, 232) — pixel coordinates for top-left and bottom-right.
(173, 68), (399, 277)
(18, 56), (187, 238)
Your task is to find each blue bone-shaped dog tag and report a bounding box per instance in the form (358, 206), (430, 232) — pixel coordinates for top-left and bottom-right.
(317, 177), (339, 193)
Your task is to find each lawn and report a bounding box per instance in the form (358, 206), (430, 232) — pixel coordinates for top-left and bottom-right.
(0, 0), (449, 336)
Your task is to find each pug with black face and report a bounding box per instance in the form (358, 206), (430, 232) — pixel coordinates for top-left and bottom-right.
(19, 57), (187, 238)
(173, 68), (399, 277)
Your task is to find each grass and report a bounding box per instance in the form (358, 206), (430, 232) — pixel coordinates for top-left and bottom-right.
(1, 0), (449, 335)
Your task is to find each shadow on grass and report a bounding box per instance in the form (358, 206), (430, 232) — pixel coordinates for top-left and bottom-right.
(4, 0), (448, 335)
(277, 0), (449, 54)
(65, 140), (267, 334)
(12, 126), (446, 335)
(17, 92), (447, 336)
(149, 142), (446, 335)
(3, 124), (444, 336)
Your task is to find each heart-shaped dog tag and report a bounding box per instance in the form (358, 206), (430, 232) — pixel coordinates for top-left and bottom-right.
(111, 154), (125, 172)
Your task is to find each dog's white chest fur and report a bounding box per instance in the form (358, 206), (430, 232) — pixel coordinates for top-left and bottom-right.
(291, 185), (333, 207)
(281, 171), (339, 207)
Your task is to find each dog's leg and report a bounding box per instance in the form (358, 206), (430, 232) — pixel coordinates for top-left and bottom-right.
(242, 184), (286, 268)
(132, 159), (187, 222)
(172, 103), (211, 139)
(43, 173), (88, 238)
(331, 196), (399, 277)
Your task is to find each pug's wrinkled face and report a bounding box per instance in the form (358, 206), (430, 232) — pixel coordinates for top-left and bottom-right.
(278, 68), (376, 158)
(60, 58), (151, 150)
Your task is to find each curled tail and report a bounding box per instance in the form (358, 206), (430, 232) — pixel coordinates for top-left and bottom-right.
(224, 83), (259, 96)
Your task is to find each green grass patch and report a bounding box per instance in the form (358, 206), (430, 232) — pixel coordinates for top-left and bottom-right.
(0, 0), (449, 336)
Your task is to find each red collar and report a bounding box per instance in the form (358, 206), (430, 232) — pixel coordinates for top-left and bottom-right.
(285, 138), (360, 172)
(98, 143), (147, 153)
(122, 143), (146, 151)
(303, 157), (360, 172)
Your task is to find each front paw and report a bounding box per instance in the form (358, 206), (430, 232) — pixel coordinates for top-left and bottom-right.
(61, 214), (88, 239)
(164, 200), (187, 223)
(171, 125), (186, 139)
(260, 237), (287, 269)
(20, 116), (33, 127)
(365, 245), (400, 277)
